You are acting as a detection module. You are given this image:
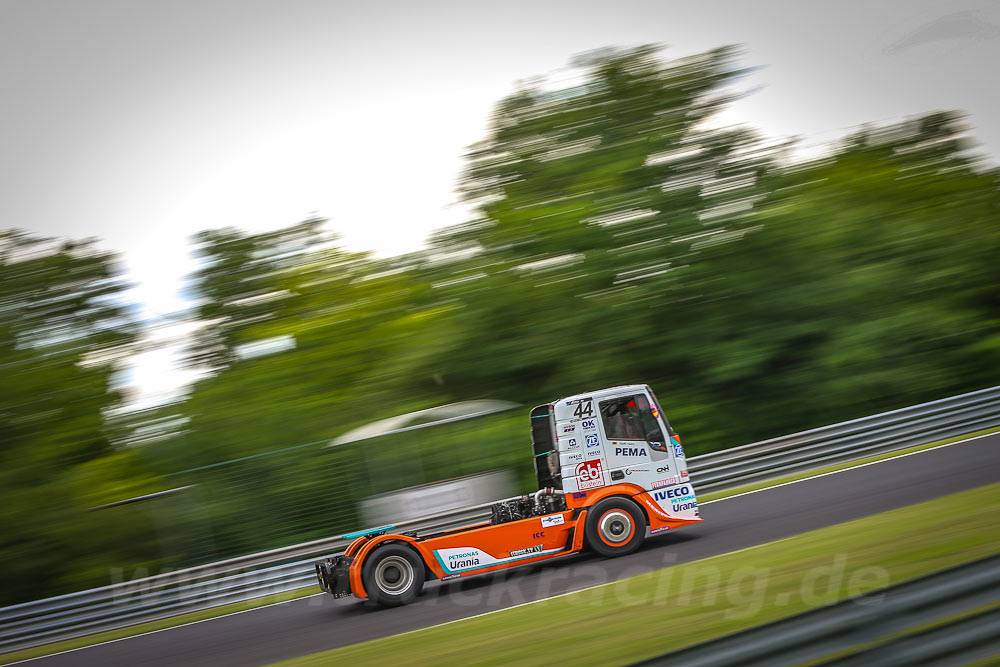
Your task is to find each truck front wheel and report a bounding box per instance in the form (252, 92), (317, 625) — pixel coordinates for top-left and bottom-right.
(585, 497), (646, 558)
(361, 544), (425, 606)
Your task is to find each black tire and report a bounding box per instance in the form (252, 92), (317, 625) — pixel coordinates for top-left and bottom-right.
(361, 543), (425, 606)
(584, 497), (646, 558)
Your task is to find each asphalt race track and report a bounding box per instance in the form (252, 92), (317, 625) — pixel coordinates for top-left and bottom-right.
(24, 434), (1000, 667)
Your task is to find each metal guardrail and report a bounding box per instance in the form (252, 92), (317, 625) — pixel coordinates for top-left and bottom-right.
(2, 385), (999, 655)
(635, 552), (1000, 666)
(689, 384), (1000, 492)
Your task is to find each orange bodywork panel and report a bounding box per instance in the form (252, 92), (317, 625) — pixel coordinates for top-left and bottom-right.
(345, 485), (701, 599)
(343, 536), (369, 558)
(633, 490), (704, 533)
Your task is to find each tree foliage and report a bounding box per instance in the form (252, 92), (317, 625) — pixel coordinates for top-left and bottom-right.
(0, 232), (153, 604)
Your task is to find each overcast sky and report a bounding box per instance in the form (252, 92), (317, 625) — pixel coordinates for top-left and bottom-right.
(3, 0), (999, 324)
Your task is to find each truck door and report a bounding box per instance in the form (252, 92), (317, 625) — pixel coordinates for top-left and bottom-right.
(646, 386), (690, 485)
(598, 392), (681, 487)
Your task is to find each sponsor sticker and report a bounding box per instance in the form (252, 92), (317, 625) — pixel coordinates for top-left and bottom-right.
(653, 485), (693, 501)
(587, 448), (602, 458)
(614, 446), (647, 457)
(560, 437), (580, 450)
(572, 492), (586, 499)
(436, 544), (560, 574)
(651, 477), (677, 488)
(651, 526), (670, 534)
(575, 459), (606, 490)
(509, 545), (543, 557)
(680, 470), (689, 479)
(585, 433), (600, 448)
(439, 549), (484, 571)
(441, 574), (462, 581)
(541, 514), (565, 527)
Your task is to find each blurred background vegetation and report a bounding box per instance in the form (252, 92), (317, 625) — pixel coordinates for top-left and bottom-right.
(2, 45), (998, 604)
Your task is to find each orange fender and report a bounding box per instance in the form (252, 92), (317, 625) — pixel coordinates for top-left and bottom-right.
(348, 532), (438, 599)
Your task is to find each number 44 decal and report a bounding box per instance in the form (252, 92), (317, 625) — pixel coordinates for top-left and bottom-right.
(573, 400), (594, 419)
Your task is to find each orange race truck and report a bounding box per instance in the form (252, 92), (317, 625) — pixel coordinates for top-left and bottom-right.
(315, 384), (701, 606)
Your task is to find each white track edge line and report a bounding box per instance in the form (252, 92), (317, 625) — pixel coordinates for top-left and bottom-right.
(6, 593), (325, 665)
(8, 430), (995, 664)
(364, 432), (998, 644)
(700, 430), (996, 506)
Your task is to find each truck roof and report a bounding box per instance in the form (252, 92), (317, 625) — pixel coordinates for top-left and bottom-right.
(556, 384), (649, 406)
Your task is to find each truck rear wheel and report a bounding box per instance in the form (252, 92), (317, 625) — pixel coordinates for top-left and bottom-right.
(585, 497), (646, 558)
(361, 544), (425, 606)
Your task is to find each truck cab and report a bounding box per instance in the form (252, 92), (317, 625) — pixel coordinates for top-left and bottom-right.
(533, 384), (698, 524)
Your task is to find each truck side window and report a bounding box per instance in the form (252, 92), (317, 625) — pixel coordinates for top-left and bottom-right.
(600, 396), (645, 440)
(600, 394), (667, 447)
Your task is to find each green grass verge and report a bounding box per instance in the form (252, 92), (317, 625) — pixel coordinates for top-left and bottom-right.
(0, 585), (320, 665)
(4, 426), (995, 664)
(269, 481), (1000, 666)
(699, 425), (1000, 503)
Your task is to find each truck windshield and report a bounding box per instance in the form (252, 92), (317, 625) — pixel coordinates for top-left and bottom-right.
(599, 394), (665, 445)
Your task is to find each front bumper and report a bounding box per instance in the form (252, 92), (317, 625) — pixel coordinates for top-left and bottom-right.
(315, 555), (353, 598)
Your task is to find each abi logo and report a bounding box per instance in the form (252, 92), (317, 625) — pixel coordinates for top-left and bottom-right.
(575, 460), (605, 490)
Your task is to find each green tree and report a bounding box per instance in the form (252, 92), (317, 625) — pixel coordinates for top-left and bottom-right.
(423, 45), (773, 405)
(0, 231), (154, 604)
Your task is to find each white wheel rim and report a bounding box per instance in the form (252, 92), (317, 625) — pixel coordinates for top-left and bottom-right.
(374, 555), (414, 594)
(599, 510), (633, 544)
